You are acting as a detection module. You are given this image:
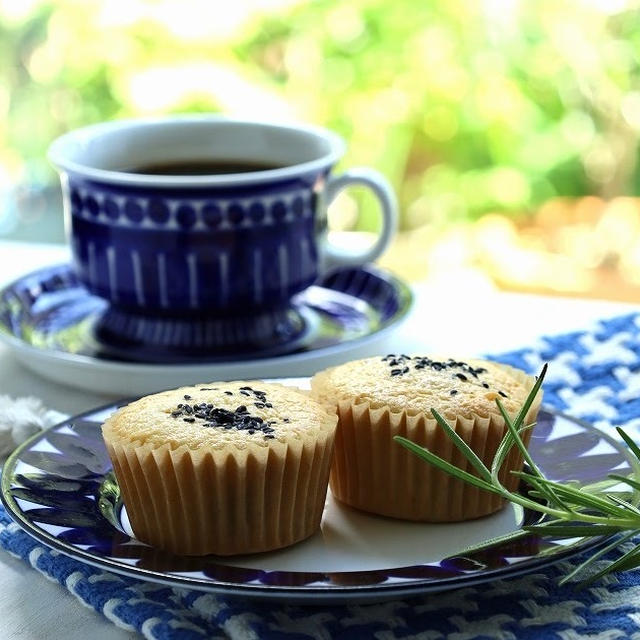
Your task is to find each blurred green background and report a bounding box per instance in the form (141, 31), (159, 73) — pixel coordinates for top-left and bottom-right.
(2, 0), (640, 245)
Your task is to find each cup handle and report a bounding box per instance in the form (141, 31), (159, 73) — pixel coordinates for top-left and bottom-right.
(322, 167), (397, 270)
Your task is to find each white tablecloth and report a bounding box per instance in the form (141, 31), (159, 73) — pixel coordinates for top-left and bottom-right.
(0, 240), (636, 640)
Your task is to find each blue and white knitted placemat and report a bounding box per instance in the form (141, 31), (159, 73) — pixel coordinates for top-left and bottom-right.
(4, 312), (640, 639)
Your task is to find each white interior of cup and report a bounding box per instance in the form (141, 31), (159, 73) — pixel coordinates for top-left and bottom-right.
(48, 116), (345, 186)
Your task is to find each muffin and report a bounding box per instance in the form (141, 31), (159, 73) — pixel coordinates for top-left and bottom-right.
(102, 381), (337, 556)
(311, 355), (542, 522)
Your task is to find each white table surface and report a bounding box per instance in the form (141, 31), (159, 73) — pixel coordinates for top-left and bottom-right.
(0, 240), (637, 640)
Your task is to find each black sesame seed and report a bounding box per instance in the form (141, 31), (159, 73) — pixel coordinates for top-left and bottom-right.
(175, 398), (276, 434)
(498, 391), (508, 398)
(184, 394), (192, 400)
(239, 386), (253, 391)
(265, 434), (275, 439)
(482, 382), (490, 388)
(391, 370), (402, 377)
(455, 373), (468, 382)
(224, 391), (233, 396)
(283, 417), (290, 423)
(450, 389), (458, 395)
(254, 402), (265, 408)
(265, 402), (273, 408)
(240, 390), (250, 396)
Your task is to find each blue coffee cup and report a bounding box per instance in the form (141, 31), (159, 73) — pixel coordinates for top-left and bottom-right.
(48, 116), (397, 357)
(49, 116), (397, 316)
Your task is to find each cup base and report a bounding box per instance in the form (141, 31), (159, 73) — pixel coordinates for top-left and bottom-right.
(91, 304), (313, 363)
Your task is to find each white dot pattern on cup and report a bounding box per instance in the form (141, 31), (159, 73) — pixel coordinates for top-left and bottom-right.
(68, 188), (315, 230)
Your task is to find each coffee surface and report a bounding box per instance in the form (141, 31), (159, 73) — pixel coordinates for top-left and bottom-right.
(124, 159), (285, 175)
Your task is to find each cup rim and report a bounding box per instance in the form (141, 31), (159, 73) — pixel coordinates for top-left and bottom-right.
(47, 114), (346, 187)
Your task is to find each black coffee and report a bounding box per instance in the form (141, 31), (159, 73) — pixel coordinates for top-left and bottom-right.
(124, 159), (284, 175)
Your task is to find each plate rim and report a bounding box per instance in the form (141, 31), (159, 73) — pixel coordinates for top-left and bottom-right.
(1, 401), (634, 603)
(0, 262), (414, 374)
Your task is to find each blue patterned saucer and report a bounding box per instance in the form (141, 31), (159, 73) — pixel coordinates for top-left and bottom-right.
(0, 264), (412, 396)
(1, 401), (635, 604)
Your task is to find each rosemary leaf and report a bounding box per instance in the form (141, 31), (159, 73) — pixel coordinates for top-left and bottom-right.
(430, 408), (492, 482)
(490, 425), (534, 480)
(584, 477), (632, 494)
(559, 531), (637, 586)
(524, 523), (627, 537)
(495, 400), (541, 476)
(580, 542), (640, 587)
(489, 366), (547, 485)
(510, 469), (573, 512)
(513, 474), (634, 519)
(393, 436), (499, 493)
(616, 427), (640, 464)
(606, 494), (640, 516)
(511, 362), (548, 431)
(394, 363), (640, 584)
(453, 529), (531, 555)
(607, 474), (640, 493)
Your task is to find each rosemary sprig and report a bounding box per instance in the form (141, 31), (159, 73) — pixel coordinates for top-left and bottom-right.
(394, 364), (640, 584)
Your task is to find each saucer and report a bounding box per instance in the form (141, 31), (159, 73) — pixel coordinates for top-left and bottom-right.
(92, 303), (314, 362)
(0, 264), (412, 396)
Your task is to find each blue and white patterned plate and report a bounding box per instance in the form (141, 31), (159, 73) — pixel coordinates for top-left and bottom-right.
(2, 401), (635, 604)
(0, 264), (412, 396)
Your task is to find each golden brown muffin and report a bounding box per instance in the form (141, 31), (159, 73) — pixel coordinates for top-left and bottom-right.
(311, 355), (542, 522)
(102, 381), (337, 556)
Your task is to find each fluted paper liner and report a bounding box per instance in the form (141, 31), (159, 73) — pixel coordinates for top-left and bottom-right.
(329, 364), (542, 521)
(105, 432), (335, 556)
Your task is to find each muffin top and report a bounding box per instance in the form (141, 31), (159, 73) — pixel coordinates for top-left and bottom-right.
(103, 381), (337, 451)
(311, 355), (537, 419)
